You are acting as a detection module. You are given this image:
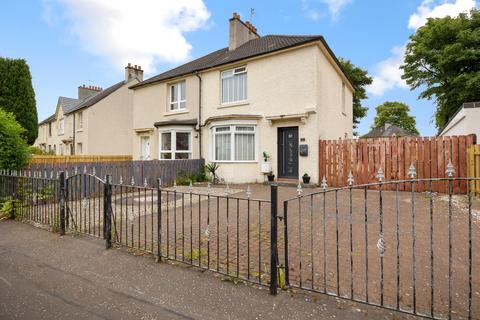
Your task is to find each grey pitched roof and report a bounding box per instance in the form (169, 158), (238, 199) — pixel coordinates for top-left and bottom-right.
(361, 124), (417, 138)
(131, 35), (353, 89)
(438, 101), (480, 135)
(59, 96), (81, 114)
(65, 81), (125, 114)
(38, 113), (56, 125)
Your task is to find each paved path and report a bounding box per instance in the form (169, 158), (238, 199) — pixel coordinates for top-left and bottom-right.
(0, 220), (417, 319)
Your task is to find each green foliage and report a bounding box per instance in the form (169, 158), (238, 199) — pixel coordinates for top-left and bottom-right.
(372, 101), (419, 135)
(28, 145), (53, 155)
(175, 170), (194, 186)
(339, 58), (373, 131)
(262, 151), (270, 162)
(194, 167), (207, 182)
(0, 199), (14, 220)
(401, 9), (480, 128)
(205, 162), (220, 183)
(0, 109), (30, 169)
(0, 57), (38, 144)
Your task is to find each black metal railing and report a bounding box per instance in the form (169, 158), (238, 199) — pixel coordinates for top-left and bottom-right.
(282, 169), (480, 320)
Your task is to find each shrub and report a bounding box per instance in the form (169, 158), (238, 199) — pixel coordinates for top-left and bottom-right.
(0, 109), (29, 169)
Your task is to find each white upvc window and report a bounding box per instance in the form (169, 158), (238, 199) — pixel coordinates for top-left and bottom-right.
(221, 66), (247, 104)
(169, 81), (186, 111)
(341, 82), (346, 114)
(212, 125), (256, 162)
(58, 117), (65, 135)
(159, 130), (192, 159)
(78, 111), (83, 129)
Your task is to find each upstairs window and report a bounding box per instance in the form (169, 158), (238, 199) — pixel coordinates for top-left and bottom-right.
(78, 111), (83, 129)
(221, 66), (247, 104)
(341, 82), (346, 114)
(58, 117), (65, 135)
(169, 81), (186, 111)
(48, 122), (52, 136)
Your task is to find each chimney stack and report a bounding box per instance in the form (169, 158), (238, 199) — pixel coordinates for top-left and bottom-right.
(125, 63), (144, 82)
(229, 12), (259, 51)
(78, 84), (102, 100)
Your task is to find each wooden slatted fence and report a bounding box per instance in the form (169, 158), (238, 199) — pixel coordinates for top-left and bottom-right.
(467, 144), (480, 196)
(319, 135), (476, 193)
(29, 155), (133, 164)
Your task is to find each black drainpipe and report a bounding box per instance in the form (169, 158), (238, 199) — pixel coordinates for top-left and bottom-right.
(195, 72), (203, 159)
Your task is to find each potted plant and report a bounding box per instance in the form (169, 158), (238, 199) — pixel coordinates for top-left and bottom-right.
(267, 170), (275, 182)
(261, 151), (271, 173)
(302, 172), (311, 184)
(205, 162), (220, 184)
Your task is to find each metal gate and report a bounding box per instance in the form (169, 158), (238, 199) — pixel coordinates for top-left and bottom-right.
(65, 171), (108, 239)
(282, 166), (480, 319)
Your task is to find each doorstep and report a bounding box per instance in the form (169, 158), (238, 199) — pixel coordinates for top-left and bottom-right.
(265, 178), (317, 188)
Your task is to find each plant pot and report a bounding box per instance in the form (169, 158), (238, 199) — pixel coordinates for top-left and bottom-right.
(267, 174), (275, 182)
(302, 176), (311, 184)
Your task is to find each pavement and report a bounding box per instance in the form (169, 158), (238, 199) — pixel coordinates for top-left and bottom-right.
(0, 220), (418, 320)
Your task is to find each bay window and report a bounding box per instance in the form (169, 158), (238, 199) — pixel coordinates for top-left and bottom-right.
(160, 130), (191, 159)
(169, 81), (186, 111)
(213, 125), (255, 162)
(221, 66), (247, 104)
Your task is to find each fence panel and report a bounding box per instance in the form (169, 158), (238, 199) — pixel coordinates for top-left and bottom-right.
(467, 145), (480, 196)
(319, 135), (476, 193)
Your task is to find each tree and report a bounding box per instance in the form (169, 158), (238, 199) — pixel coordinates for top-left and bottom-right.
(0, 57), (38, 144)
(401, 9), (480, 128)
(339, 58), (373, 133)
(372, 101), (419, 135)
(0, 109), (29, 170)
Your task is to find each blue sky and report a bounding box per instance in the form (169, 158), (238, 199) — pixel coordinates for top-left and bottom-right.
(0, 0), (477, 136)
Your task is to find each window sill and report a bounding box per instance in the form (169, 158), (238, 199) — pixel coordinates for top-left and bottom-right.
(165, 110), (189, 116)
(219, 101), (249, 109)
(76, 129), (84, 132)
(212, 160), (258, 164)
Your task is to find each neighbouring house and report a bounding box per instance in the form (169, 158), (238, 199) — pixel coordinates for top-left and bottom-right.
(438, 102), (480, 139)
(130, 13), (354, 184)
(361, 123), (417, 138)
(34, 64), (143, 156)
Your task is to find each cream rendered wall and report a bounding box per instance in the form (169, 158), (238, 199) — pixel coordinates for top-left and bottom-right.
(132, 76), (200, 160)
(86, 81), (138, 155)
(55, 107), (74, 155)
(200, 45), (322, 184)
(73, 108), (89, 154)
(315, 46), (354, 140)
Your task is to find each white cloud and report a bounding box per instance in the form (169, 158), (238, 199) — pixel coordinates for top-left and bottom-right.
(368, 0), (477, 96)
(43, 0), (211, 72)
(320, 0), (353, 19)
(367, 45), (408, 96)
(409, 0), (476, 30)
(302, 0), (352, 21)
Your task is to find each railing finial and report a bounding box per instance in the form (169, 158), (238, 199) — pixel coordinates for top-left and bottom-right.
(408, 162), (416, 179)
(321, 175), (328, 191)
(246, 185), (252, 198)
(130, 176), (135, 186)
(296, 182), (303, 196)
(347, 170), (354, 186)
(144, 177), (148, 187)
(446, 159), (455, 177)
(376, 167), (384, 182)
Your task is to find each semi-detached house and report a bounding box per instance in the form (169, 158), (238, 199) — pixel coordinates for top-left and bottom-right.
(130, 13), (354, 184)
(35, 64), (143, 156)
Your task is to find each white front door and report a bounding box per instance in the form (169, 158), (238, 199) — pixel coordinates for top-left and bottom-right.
(141, 136), (151, 160)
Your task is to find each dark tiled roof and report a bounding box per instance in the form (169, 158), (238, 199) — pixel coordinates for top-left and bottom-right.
(438, 101), (480, 135)
(65, 81), (125, 114)
(154, 119), (198, 127)
(131, 35), (352, 89)
(59, 96), (81, 114)
(38, 113), (56, 125)
(361, 124), (417, 138)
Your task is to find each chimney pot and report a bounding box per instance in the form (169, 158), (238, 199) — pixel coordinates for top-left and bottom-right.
(127, 62), (131, 67)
